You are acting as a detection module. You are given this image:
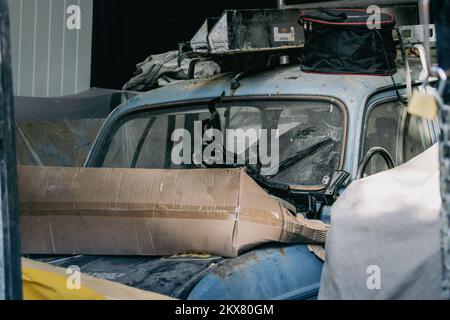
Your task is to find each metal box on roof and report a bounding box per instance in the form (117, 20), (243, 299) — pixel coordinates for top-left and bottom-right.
(192, 9), (304, 55)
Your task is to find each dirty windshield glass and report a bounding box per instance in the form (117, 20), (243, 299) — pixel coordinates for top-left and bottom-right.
(99, 99), (345, 186)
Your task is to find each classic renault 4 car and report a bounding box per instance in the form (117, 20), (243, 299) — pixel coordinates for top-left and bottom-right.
(36, 59), (438, 300)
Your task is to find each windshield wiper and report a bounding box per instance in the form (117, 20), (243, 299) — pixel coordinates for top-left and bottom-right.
(269, 138), (334, 179)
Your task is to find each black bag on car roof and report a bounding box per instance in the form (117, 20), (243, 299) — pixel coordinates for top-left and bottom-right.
(299, 8), (397, 75)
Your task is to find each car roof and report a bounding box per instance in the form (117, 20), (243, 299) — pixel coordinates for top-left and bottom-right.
(117, 65), (406, 116)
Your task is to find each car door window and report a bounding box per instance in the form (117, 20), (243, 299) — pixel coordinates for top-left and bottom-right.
(363, 101), (404, 173)
(403, 114), (433, 162)
(362, 100), (434, 177)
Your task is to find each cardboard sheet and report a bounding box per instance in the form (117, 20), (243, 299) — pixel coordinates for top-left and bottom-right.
(19, 166), (328, 258)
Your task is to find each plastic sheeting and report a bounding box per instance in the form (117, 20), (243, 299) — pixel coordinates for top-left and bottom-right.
(15, 88), (136, 167)
(319, 144), (442, 300)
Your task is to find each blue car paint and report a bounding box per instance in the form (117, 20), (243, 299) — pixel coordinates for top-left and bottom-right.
(187, 245), (323, 300)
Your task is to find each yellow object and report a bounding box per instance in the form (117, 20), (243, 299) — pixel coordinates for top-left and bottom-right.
(22, 258), (174, 300)
(22, 267), (105, 300)
(407, 90), (438, 120)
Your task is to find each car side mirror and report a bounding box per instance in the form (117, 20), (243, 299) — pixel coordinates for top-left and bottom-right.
(324, 170), (350, 204)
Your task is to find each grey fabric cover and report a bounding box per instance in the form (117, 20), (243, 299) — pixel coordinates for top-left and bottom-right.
(319, 144), (443, 300)
(123, 51), (221, 92)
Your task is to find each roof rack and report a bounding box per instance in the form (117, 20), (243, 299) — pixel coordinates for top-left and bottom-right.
(178, 3), (436, 90)
(180, 8), (306, 89)
(399, 24), (436, 47)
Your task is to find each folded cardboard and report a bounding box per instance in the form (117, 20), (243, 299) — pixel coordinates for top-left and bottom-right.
(19, 166), (328, 257)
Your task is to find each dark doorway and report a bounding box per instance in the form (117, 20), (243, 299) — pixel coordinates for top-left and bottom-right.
(91, 0), (275, 90)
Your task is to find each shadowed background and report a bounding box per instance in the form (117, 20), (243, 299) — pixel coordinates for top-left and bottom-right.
(91, 0), (276, 90)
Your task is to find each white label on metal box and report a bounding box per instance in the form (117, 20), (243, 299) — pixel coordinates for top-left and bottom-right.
(274, 27), (295, 42)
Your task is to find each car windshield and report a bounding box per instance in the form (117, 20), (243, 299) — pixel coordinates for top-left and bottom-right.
(97, 99), (346, 187)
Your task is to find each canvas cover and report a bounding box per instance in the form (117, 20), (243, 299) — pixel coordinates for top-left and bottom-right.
(18, 166), (328, 258)
(319, 144), (442, 300)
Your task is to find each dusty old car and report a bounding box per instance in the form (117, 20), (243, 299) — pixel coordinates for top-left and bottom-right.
(32, 53), (439, 299)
